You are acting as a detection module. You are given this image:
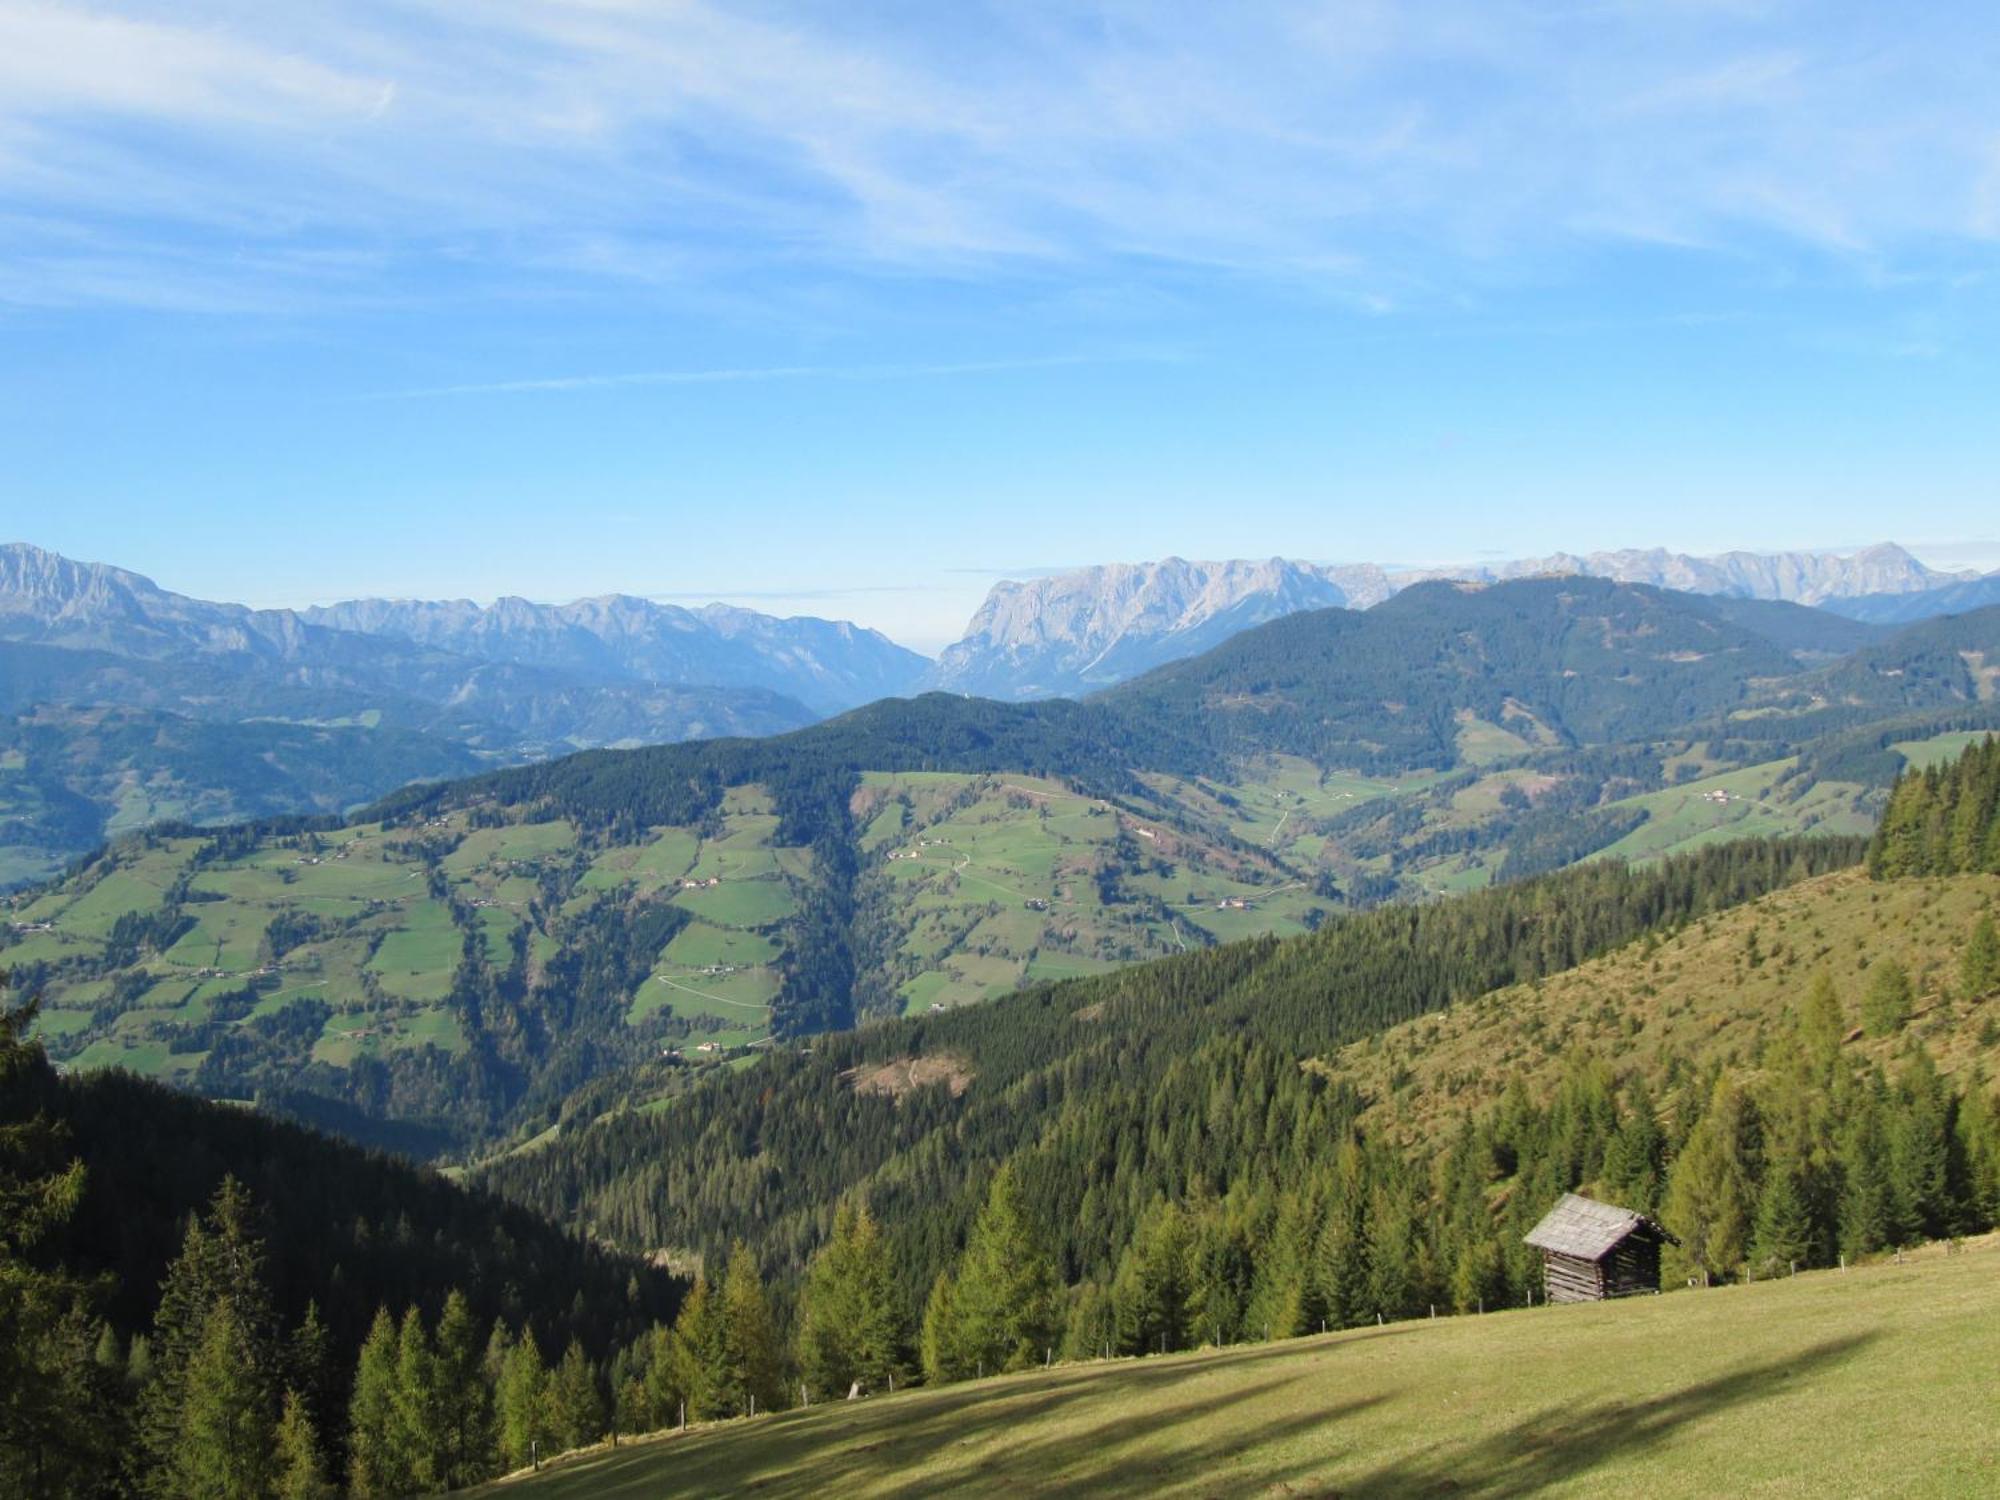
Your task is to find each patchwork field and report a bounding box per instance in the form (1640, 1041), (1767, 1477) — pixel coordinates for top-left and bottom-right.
(487, 1235), (2000, 1499)
(6, 795), (807, 1085)
(854, 771), (1335, 1012)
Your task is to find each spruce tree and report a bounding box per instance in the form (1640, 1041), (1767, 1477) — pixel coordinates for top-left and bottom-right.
(937, 1166), (1061, 1378)
(394, 1305), (446, 1491)
(138, 1178), (280, 1497)
(670, 1275), (726, 1419)
(274, 1389), (336, 1500)
(918, 1271), (963, 1385)
(494, 1329), (553, 1472)
(547, 1338), (605, 1450)
(1749, 1164), (1814, 1276)
(347, 1307), (408, 1499)
(1862, 959), (1913, 1038)
(1662, 1080), (1755, 1283)
(1962, 915), (2000, 999)
(434, 1289), (495, 1488)
(172, 1299), (276, 1500)
(1111, 1199), (1195, 1354)
(1839, 1101), (1894, 1258)
(719, 1242), (783, 1415)
(796, 1202), (901, 1399)
(0, 979), (117, 1500)
(1600, 1080), (1666, 1212)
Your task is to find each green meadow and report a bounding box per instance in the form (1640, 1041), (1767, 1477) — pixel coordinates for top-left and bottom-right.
(487, 1237), (2000, 1500)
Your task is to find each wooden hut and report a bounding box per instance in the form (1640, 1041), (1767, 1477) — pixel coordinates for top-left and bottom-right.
(1524, 1193), (1675, 1303)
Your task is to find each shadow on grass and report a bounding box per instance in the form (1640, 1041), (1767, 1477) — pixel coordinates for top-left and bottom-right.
(1335, 1331), (1878, 1499)
(504, 1326), (1873, 1499)
(501, 1332), (1411, 1499)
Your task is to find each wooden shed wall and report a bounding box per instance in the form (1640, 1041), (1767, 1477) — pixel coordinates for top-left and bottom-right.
(1537, 1230), (1663, 1303)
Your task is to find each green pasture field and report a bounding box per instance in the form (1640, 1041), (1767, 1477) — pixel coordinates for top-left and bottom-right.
(488, 1235), (2000, 1500)
(672, 878), (796, 929)
(367, 901), (462, 1001)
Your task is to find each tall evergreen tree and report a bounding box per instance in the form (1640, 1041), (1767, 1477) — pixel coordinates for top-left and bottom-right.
(547, 1338), (605, 1450)
(138, 1178), (281, 1497)
(718, 1243), (783, 1416)
(274, 1388), (336, 1500)
(796, 1202), (901, 1399)
(1662, 1080), (1756, 1283)
(932, 1166), (1062, 1379)
(433, 1289), (495, 1488)
(172, 1298), (276, 1500)
(393, 1305), (445, 1492)
(0, 978), (118, 1500)
(494, 1329), (553, 1472)
(1962, 914), (2000, 999)
(1600, 1078), (1666, 1212)
(1862, 959), (1914, 1038)
(347, 1307), (410, 1499)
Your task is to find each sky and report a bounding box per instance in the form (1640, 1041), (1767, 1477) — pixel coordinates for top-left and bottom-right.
(2, 2), (1998, 653)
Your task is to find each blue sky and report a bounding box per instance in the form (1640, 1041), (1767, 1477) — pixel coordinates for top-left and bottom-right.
(2, 2), (1998, 651)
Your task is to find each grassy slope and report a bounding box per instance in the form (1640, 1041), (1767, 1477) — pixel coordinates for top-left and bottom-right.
(488, 1237), (2000, 1499)
(1325, 869), (2000, 1143)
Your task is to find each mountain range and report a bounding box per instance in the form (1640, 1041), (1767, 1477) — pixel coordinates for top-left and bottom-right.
(929, 543), (1990, 699)
(5, 537), (1995, 882)
(0, 543), (927, 880)
(11, 570), (1996, 1159)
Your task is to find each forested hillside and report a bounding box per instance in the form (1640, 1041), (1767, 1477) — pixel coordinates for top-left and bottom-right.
(9, 747), (1998, 1493)
(0, 975), (681, 1496)
(9, 582), (1997, 1157)
(474, 838), (1866, 1293)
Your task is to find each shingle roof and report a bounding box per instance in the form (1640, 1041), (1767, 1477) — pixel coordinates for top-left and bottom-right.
(1523, 1193), (1673, 1260)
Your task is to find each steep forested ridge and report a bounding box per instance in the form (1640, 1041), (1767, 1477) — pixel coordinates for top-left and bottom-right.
(474, 837), (1863, 1295)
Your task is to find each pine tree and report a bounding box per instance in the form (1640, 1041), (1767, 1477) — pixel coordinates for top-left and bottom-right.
(347, 1307), (409, 1499)
(172, 1298), (276, 1500)
(934, 1167), (1061, 1379)
(918, 1271), (963, 1384)
(671, 1274), (727, 1419)
(796, 1202), (901, 1400)
(1749, 1163), (1814, 1277)
(274, 1389), (336, 1500)
(719, 1243), (783, 1415)
(434, 1289), (495, 1487)
(1886, 1050), (1953, 1245)
(1599, 1080), (1666, 1213)
(1060, 1281), (1117, 1362)
(393, 1305), (447, 1491)
(1662, 1080), (1756, 1283)
(1862, 959), (1913, 1038)
(1962, 915), (2000, 999)
(1839, 1099), (1894, 1258)
(494, 1329), (553, 1472)
(547, 1338), (605, 1450)
(0, 978), (116, 1500)
(1111, 1198), (1195, 1354)
(138, 1178), (281, 1498)
(285, 1301), (336, 1458)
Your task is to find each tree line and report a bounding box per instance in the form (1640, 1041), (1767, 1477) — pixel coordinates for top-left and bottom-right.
(1869, 734), (2000, 878)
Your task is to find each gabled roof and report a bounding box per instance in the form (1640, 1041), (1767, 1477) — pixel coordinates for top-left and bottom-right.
(1523, 1193), (1675, 1260)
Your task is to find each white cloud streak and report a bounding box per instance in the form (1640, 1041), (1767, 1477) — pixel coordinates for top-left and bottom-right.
(0, 1), (1995, 310)
(371, 350), (1179, 398)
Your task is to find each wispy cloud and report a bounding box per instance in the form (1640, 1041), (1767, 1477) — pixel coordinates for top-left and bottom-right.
(368, 351), (1178, 399)
(1, 2), (1996, 311)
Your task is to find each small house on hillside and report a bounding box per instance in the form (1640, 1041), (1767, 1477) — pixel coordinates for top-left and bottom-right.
(1524, 1193), (1676, 1303)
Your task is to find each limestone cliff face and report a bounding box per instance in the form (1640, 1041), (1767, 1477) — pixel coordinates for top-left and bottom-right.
(929, 544), (1981, 701)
